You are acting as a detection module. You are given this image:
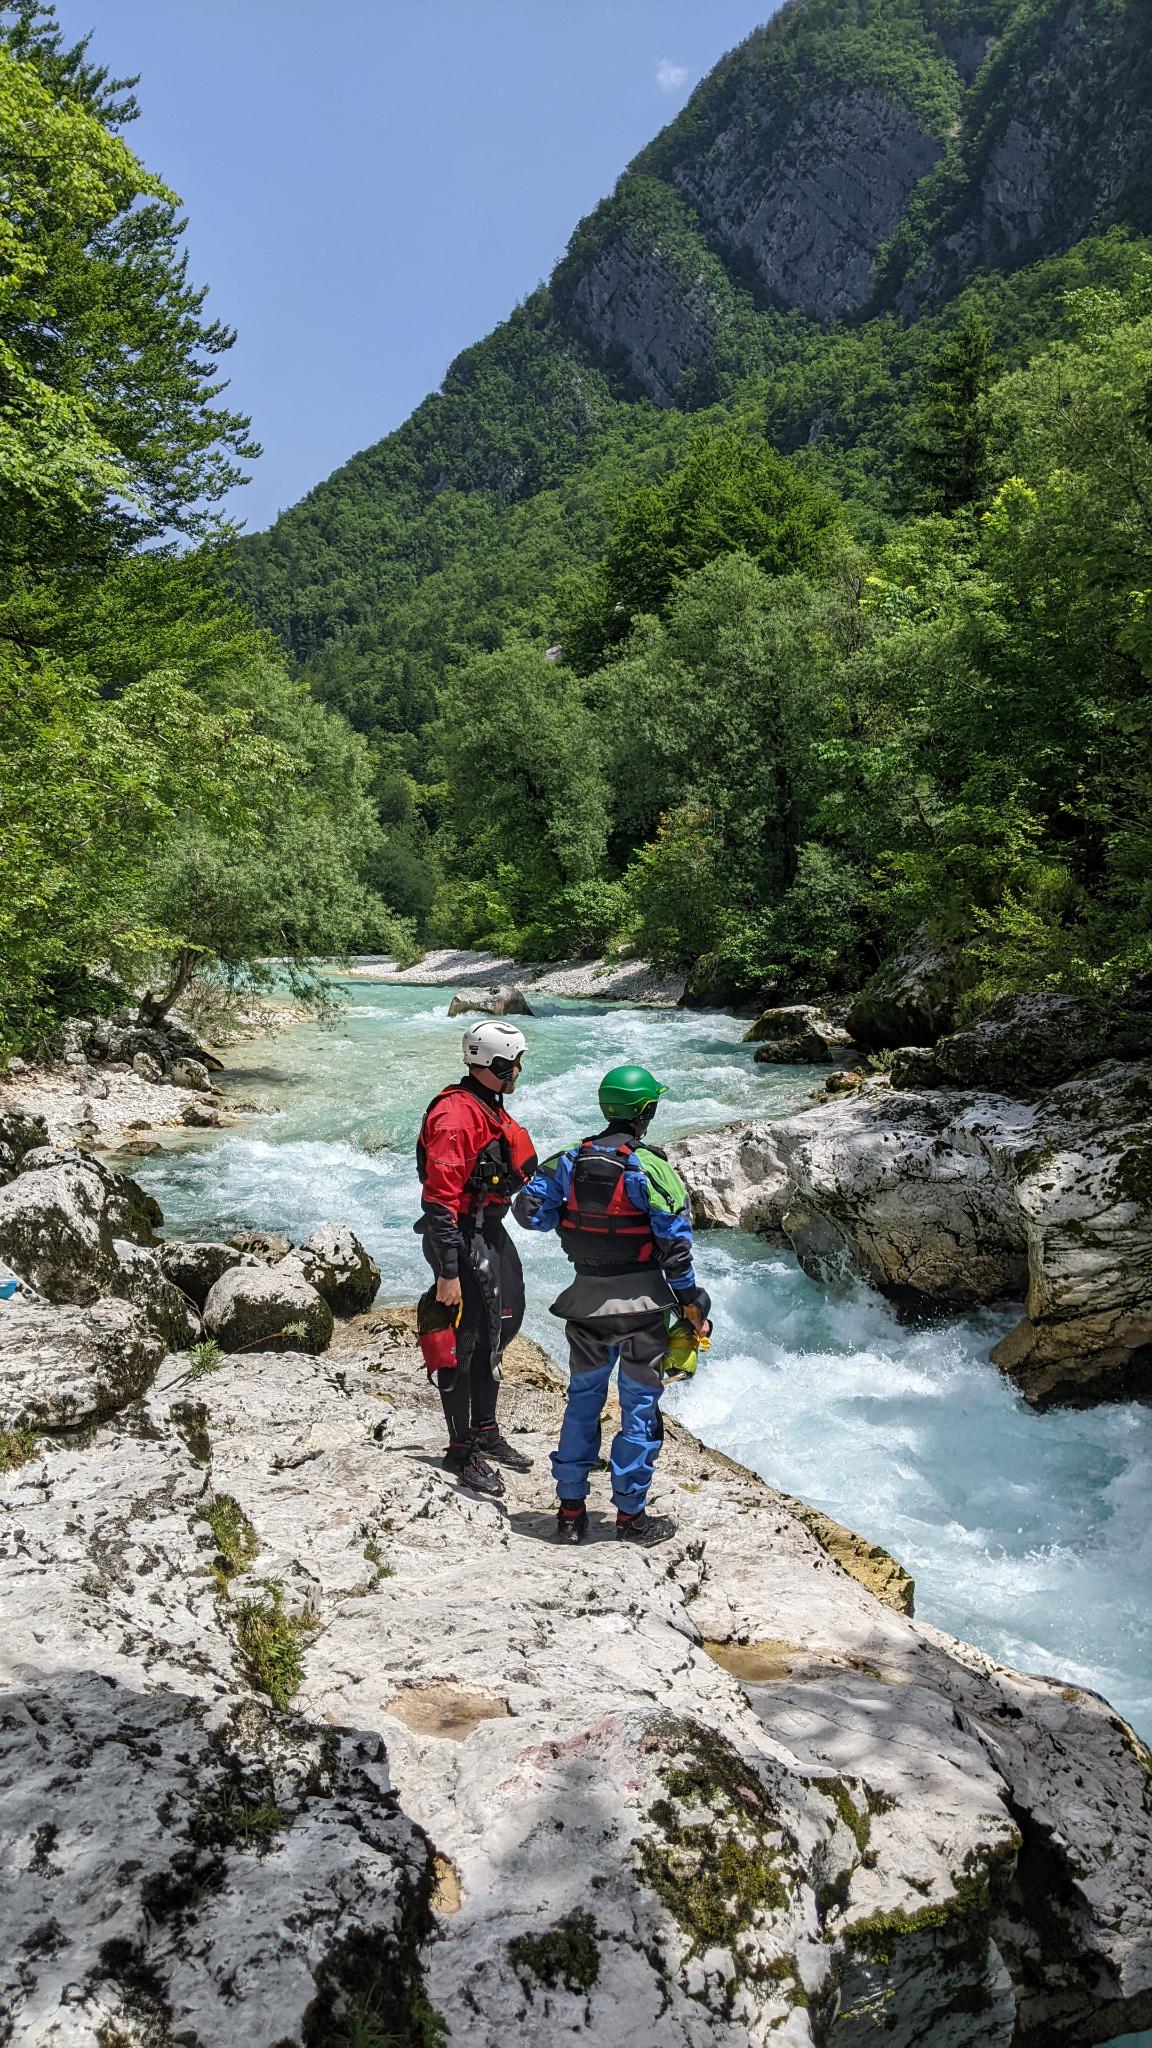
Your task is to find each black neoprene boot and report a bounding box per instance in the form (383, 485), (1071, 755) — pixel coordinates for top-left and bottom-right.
(616, 1509), (676, 1547)
(443, 1442), (506, 1499)
(473, 1424), (534, 1473)
(555, 1498), (589, 1544)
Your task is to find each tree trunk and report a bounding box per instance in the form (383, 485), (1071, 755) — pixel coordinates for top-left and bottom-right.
(137, 948), (199, 1027)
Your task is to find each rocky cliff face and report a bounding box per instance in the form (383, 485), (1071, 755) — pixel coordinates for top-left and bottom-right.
(566, 232), (725, 408)
(895, 0), (1152, 309)
(670, 85), (944, 322)
(559, 0), (1152, 388)
(4, 1310), (1152, 2045)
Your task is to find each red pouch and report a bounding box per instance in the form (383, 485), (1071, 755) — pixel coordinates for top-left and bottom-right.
(416, 1286), (461, 1379)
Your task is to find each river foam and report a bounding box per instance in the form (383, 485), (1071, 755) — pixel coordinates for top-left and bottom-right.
(135, 982), (1152, 1742)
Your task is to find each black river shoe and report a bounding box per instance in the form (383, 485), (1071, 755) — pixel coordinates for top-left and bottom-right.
(444, 1447), (506, 1499)
(616, 1509), (676, 1548)
(555, 1500), (589, 1544)
(474, 1428), (534, 1473)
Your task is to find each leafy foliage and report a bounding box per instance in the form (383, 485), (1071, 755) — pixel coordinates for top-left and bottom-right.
(0, 6), (408, 1053)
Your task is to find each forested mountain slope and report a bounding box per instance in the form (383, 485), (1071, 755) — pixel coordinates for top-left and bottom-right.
(232, 0), (1152, 1006)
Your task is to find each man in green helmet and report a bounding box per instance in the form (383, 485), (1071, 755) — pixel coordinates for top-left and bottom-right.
(513, 1064), (710, 1547)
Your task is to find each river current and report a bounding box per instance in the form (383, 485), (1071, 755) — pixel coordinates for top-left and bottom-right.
(135, 982), (1152, 1746)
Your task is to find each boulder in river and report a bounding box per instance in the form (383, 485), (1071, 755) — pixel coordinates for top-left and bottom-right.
(447, 985), (533, 1018)
(159, 1239), (253, 1308)
(845, 925), (969, 1048)
(0, 1294), (165, 1429)
(202, 1261), (334, 1353)
(279, 1222), (380, 1316)
(744, 1003), (851, 1064)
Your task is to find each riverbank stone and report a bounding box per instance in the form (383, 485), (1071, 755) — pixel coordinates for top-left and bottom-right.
(744, 1003), (851, 1064)
(202, 1261), (334, 1353)
(279, 1222), (380, 1316)
(892, 991), (1152, 1097)
(0, 1108), (48, 1182)
(846, 926), (969, 1048)
(0, 1294), (165, 1428)
(229, 1227), (294, 1263)
(0, 1155), (160, 1303)
(159, 1239), (253, 1308)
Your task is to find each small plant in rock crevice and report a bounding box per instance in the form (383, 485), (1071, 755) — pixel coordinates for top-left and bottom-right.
(187, 1338), (224, 1379)
(232, 1585), (319, 1711)
(190, 1777), (289, 1854)
(302, 1922), (449, 2048)
(201, 1492), (259, 1592)
(0, 1426), (39, 1472)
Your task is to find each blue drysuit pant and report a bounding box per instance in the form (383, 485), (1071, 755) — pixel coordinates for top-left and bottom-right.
(550, 1316), (667, 1515)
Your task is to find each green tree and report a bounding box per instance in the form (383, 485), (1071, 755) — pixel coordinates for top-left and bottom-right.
(0, 17), (255, 586)
(562, 430), (841, 671)
(432, 644), (609, 945)
(902, 316), (999, 514)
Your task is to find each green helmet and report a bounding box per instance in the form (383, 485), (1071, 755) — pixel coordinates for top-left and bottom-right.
(598, 1064), (667, 1119)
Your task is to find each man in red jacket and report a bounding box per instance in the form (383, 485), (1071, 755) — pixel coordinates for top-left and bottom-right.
(416, 1019), (538, 1496)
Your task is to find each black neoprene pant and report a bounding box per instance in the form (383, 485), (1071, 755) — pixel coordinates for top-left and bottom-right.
(424, 1222), (525, 1449)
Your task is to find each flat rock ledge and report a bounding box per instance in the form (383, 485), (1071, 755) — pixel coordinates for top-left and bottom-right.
(669, 1057), (1152, 1408)
(2, 1316), (1149, 2046)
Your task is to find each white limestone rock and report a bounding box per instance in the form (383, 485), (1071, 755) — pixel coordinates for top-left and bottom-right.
(675, 1062), (1152, 1405)
(0, 1156), (195, 1347)
(0, 1327), (1148, 2044)
(279, 1221), (381, 1317)
(983, 1060), (1152, 1406)
(158, 1238), (251, 1308)
(668, 1120), (789, 1234)
(770, 1085), (1030, 1311)
(202, 1260), (334, 1354)
(0, 1294), (164, 1429)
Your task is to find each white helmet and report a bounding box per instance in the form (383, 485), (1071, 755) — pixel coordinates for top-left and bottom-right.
(461, 1019), (527, 1072)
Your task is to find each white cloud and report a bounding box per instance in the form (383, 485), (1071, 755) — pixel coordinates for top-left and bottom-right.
(655, 57), (689, 94)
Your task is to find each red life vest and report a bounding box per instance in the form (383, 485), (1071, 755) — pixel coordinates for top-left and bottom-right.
(417, 1082), (537, 1221)
(558, 1137), (657, 1271)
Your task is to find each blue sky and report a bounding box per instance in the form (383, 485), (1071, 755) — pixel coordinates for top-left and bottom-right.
(53, 0), (780, 532)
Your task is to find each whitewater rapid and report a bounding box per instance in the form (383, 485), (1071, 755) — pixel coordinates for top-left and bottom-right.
(135, 982), (1152, 1743)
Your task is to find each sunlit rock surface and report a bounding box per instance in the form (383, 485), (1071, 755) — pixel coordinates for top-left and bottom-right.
(2, 1312), (1149, 2044)
(673, 1058), (1152, 1408)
